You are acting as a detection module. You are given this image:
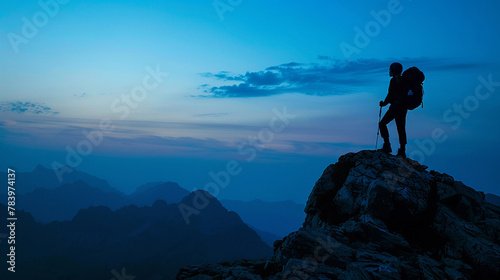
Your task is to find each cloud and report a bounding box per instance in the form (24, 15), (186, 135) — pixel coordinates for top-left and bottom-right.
(0, 115), (358, 159)
(0, 120), (17, 126)
(0, 101), (59, 115)
(73, 92), (86, 98)
(193, 112), (229, 117)
(198, 57), (481, 98)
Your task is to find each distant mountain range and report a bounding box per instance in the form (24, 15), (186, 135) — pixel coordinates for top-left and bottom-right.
(486, 193), (500, 207)
(15, 180), (127, 222)
(220, 199), (305, 238)
(3, 165), (305, 242)
(132, 181), (190, 206)
(0, 164), (117, 194)
(6, 180), (190, 223)
(249, 226), (282, 247)
(0, 191), (272, 280)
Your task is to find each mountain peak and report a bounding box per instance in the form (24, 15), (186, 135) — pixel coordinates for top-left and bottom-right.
(181, 189), (221, 212)
(178, 150), (500, 280)
(32, 164), (50, 173)
(304, 149), (431, 226)
(135, 181), (183, 193)
(12, 163), (117, 195)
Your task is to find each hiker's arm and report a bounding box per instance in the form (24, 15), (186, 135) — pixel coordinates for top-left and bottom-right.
(381, 78), (397, 106)
(380, 91), (390, 106)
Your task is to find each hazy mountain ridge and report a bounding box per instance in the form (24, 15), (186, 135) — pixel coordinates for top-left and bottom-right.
(132, 181), (190, 207)
(0, 191), (272, 280)
(486, 193), (500, 207)
(249, 226), (282, 247)
(221, 199), (305, 239)
(0, 164), (117, 194)
(4, 165), (302, 243)
(3, 178), (189, 223)
(15, 180), (127, 222)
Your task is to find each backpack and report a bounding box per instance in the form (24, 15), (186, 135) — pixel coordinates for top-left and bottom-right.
(402, 67), (425, 110)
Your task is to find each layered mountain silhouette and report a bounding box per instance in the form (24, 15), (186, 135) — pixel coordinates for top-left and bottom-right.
(0, 191), (271, 280)
(0, 164), (117, 194)
(220, 199), (305, 246)
(249, 226), (282, 247)
(486, 193), (500, 207)
(221, 199), (305, 238)
(178, 150), (500, 280)
(132, 181), (190, 207)
(2, 165), (303, 244)
(13, 180), (126, 222)
(5, 180), (189, 223)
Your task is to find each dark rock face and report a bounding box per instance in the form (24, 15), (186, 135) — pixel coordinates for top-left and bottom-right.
(177, 150), (500, 280)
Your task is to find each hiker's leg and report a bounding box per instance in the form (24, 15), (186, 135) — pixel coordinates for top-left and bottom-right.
(394, 107), (407, 157)
(395, 107), (408, 146)
(379, 106), (396, 143)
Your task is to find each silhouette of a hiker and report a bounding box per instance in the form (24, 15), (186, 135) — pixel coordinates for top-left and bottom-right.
(379, 62), (407, 158)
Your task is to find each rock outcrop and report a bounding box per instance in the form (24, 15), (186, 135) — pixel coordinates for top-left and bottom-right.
(177, 150), (500, 280)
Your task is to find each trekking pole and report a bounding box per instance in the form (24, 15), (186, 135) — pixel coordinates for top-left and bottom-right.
(375, 105), (382, 150)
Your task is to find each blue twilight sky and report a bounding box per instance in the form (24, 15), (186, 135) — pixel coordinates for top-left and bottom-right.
(1, 0), (500, 203)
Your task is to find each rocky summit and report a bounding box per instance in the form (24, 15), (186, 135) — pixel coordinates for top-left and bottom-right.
(177, 150), (500, 280)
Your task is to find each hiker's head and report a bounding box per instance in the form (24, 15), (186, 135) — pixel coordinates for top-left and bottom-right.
(389, 62), (403, 77)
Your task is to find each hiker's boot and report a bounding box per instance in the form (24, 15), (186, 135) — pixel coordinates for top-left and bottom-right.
(397, 147), (406, 158)
(379, 142), (392, 154)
